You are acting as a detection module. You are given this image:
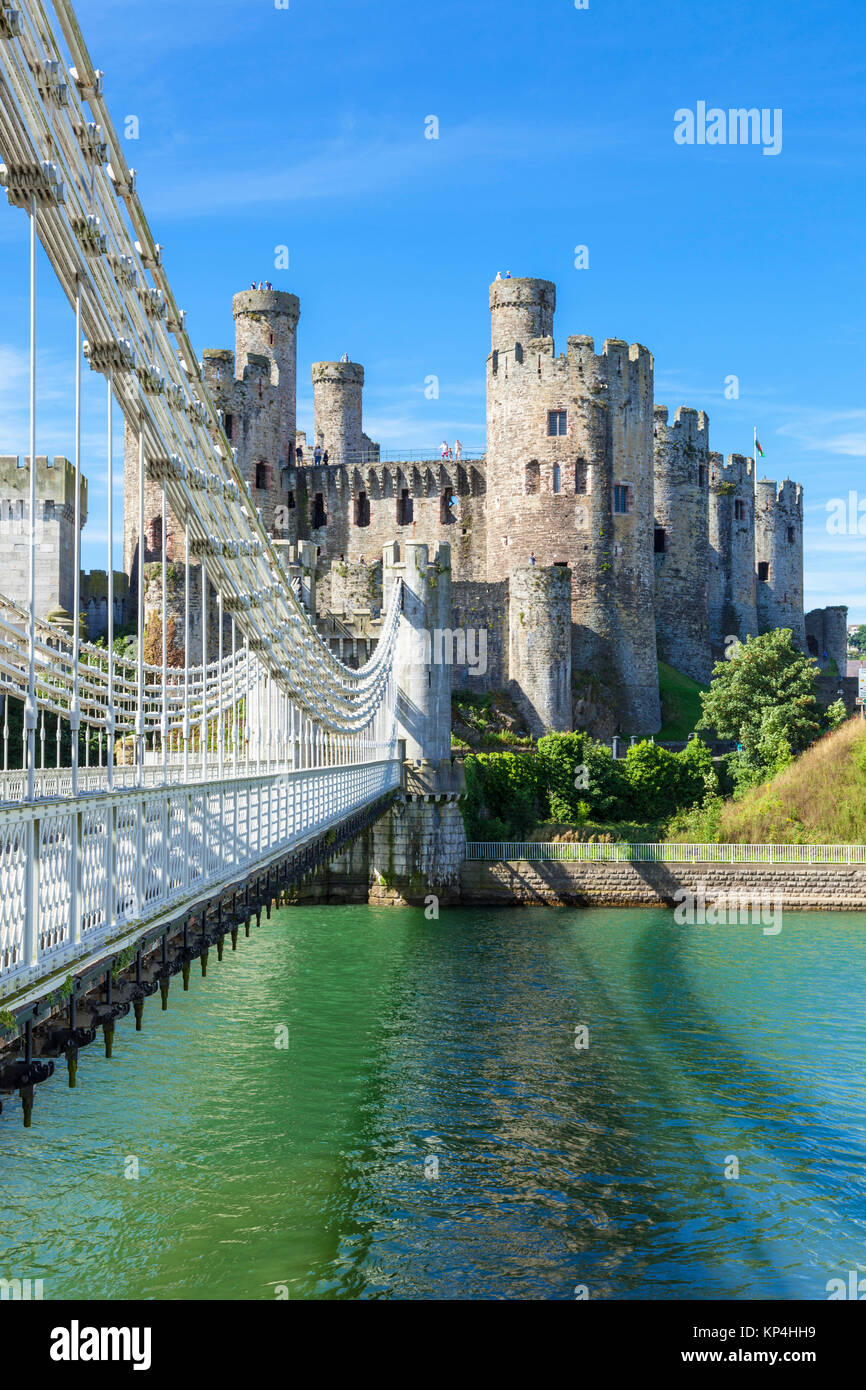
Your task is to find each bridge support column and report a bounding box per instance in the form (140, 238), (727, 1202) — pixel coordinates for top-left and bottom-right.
(372, 541), (465, 904)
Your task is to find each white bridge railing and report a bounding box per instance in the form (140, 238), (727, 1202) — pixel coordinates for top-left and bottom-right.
(465, 842), (866, 864)
(0, 758), (401, 994)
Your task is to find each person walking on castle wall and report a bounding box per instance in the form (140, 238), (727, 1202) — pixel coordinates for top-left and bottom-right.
(322, 450), (329, 466)
(441, 440), (450, 461)
(454, 440), (463, 462)
(295, 444), (304, 464)
(529, 552), (536, 566)
(314, 444), (323, 466)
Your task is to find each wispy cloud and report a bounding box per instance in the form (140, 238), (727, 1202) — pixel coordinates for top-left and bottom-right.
(778, 410), (866, 458)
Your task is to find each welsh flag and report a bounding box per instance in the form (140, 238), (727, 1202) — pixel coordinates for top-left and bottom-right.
(755, 436), (765, 457)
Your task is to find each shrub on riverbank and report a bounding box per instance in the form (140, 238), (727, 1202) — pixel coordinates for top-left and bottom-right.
(462, 734), (717, 841)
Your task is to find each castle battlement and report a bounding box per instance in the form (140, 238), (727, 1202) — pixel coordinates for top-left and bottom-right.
(655, 405), (710, 447)
(711, 451), (754, 489)
(0, 455), (87, 519)
(757, 476), (802, 512)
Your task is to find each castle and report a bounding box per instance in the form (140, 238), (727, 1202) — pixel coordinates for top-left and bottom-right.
(0, 278), (848, 733)
(118, 276), (840, 736)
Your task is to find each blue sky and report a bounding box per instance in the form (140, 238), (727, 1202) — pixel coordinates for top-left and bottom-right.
(0, 0), (864, 616)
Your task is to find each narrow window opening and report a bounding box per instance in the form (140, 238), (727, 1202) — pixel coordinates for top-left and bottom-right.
(355, 491), (370, 527)
(43, 498), (55, 521)
(698, 464), (707, 487)
(312, 492), (327, 529)
(654, 527), (667, 554)
(552, 464), (561, 494)
(613, 484), (630, 515)
(734, 499), (746, 521)
(255, 462), (270, 490)
(574, 458), (588, 493)
(787, 526), (795, 543)
(224, 413), (234, 441)
(286, 490), (296, 510)
(397, 488), (413, 526)
(440, 489), (453, 524)
(148, 515), (162, 554)
(757, 561), (769, 581)
(547, 410), (567, 437)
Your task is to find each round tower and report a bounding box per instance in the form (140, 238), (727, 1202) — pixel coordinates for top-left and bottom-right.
(508, 564), (573, 734)
(232, 289), (300, 471)
(489, 277), (556, 355)
(708, 452), (757, 656)
(755, 477), (805, 646)
(653, 405), (712, 683)
(311, 360), (365, 466)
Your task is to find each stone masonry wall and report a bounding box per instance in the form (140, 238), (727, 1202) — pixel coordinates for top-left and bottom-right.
(460, 858), (866, 910)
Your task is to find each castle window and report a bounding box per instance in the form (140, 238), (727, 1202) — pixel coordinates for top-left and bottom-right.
(698, 464), (707, 487)
(491, 350), (499, 375)
(757, 561), (769, 582)
(515, 343), (523, 364)
(787, 526), (795, 543)
(224, 413), (233, 441)
(355, 491), (370, 527)
(440, 490), (453, 524)
(654, 527), (667, 554)
(548, 410), (568, 437)
(286, 490), (296, 510)
(148, 516), (162, 554)
(734, 499), (746, 521)
(43, 499), (55, 521)
(312, 493), (327, 529)
(613, 484), (630, 515)
(525, 461), (540, 495)
(574, 458), (588, 493)
(552, 465), (562, 495)
(397, 488), (413, 526)
(255, 462), (271, 491)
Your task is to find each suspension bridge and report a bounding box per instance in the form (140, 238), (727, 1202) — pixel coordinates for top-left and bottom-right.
(0, 0), (420, 1122)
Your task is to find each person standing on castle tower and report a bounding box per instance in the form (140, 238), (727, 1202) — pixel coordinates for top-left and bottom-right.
(322, 449), (329, 466)
(340, 352), (350, 363)
(441, 440), (450, 461)
(314, 443), (323, 466)
(454, 439), (463, 462)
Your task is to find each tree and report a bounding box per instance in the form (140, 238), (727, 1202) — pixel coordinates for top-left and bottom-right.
(697, 629), (822, 770)
(849, 625), (866, 655)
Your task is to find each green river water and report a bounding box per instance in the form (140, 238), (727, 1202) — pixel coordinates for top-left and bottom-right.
(1, 904), (864, 1300)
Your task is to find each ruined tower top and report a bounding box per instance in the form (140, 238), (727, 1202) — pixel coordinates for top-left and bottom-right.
(489, 277), (556, 354)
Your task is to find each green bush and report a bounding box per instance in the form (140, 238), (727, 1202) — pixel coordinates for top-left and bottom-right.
(462, 752), (539, 841)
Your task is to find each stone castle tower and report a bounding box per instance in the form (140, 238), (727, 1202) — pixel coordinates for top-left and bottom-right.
(485, 277), (660, 733)
(0, 455), (86, 620)
(653, 406), (712, 683)
(708, 451), (758, 655)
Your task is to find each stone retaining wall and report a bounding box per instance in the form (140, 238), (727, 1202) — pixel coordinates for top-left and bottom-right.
(460, 859), (866, 910)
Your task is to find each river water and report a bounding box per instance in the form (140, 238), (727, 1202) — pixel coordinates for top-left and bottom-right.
(1, 905), (864, 1300)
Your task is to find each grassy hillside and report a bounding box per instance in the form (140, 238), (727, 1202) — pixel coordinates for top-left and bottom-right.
(656, 662), (707, 740)
(671, 717), (866, 844)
